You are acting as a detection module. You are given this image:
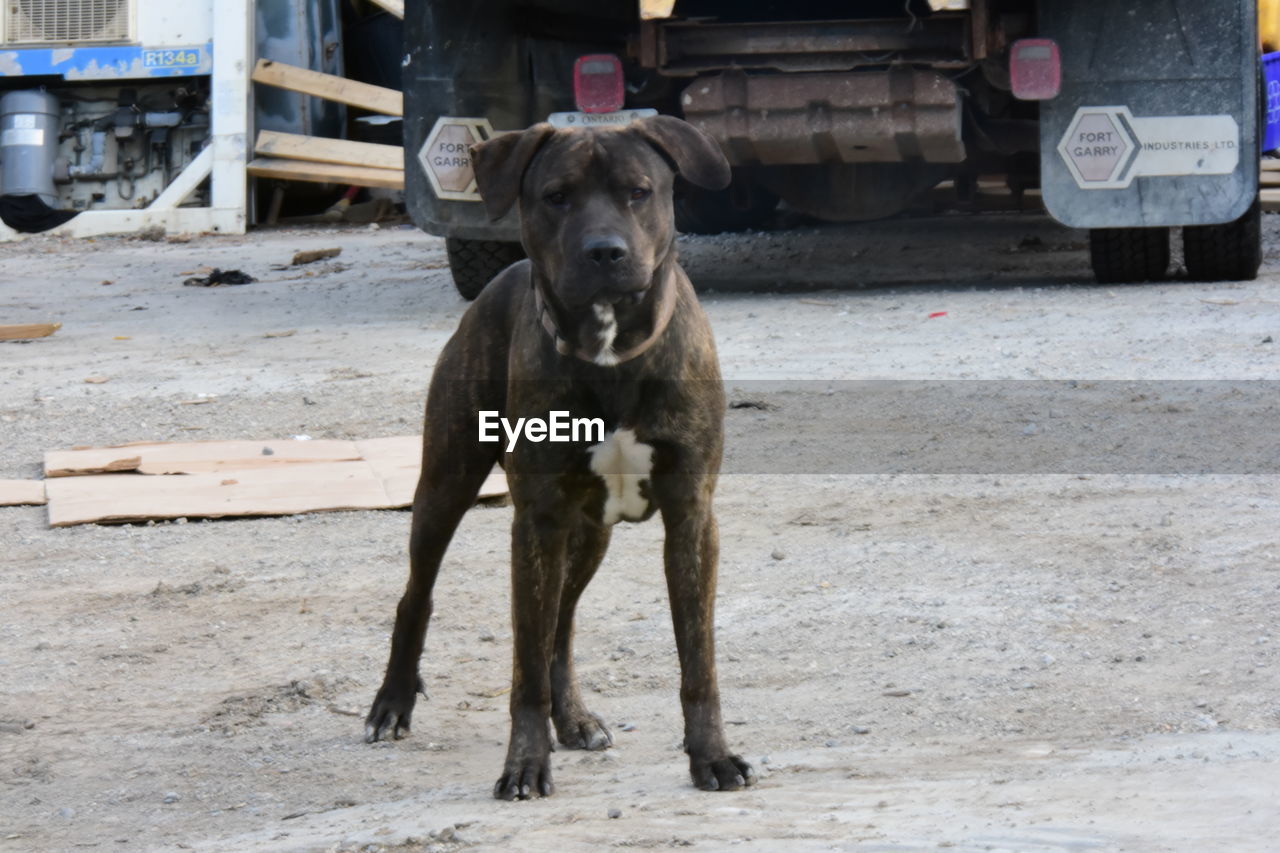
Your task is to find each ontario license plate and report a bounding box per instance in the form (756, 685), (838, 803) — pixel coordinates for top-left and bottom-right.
(546, 109), (657, 129)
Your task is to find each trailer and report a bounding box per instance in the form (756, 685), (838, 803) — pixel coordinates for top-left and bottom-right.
(401, 0), (1261, 295)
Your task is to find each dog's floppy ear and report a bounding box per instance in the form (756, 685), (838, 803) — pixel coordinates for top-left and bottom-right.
(470, 123), (556, 221)
(634, 115), (731, 191)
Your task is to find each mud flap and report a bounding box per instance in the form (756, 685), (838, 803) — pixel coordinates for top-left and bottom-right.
(1038, 0), (1258, 229)
(402, 0), (586, 241)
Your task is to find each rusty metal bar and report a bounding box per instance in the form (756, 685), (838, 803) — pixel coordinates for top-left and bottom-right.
(653, 16), (970, 74)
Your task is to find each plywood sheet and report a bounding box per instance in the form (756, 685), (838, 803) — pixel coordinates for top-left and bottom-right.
(0, 479), (46, 506)
(44, 462), (391, 527)
(42, 436), (509, 526)
(356, 436), (507, 505)
(46, 439), (362, 478)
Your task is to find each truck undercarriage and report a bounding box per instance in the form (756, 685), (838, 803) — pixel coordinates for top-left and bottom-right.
(403, 0), (1259, 294)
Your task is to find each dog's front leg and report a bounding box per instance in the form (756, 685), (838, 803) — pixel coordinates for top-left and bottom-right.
(660, 497), (756, 792)
(494, 499), (568, 800)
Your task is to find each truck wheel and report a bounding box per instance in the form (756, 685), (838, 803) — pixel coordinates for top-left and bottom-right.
(1088, 227), (1170, 284)
(1182, 199), (1262, 282)
(675, 180), (779, 234)
(445, 238), (525, 300)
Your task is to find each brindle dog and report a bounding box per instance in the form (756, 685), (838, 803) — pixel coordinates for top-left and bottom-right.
(365, 116), (755, 800)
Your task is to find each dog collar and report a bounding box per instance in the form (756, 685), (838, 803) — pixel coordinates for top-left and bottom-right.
(531, 269), (677, 366)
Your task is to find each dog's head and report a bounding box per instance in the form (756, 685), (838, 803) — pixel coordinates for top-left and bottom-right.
(471, 117), (729, 314)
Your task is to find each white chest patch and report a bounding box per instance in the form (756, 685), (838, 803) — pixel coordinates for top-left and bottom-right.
(588, 428), (653, 525)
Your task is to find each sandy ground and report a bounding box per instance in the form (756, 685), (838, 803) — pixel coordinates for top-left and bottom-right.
(1, 212), (1278, 852)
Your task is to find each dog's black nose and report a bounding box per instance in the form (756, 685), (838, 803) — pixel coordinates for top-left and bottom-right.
(583, 235), (628, 265)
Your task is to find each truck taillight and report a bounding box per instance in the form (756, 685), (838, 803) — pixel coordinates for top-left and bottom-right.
(1010, 38), (1061, 101)
(573, 54), (624, 114)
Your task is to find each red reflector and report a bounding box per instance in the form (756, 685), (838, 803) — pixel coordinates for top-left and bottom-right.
(573, 54), (625, 114)
(1010, 38), (1061, 101)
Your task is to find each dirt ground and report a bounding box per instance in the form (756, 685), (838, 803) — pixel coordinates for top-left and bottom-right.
(2, 212), (1278, 852)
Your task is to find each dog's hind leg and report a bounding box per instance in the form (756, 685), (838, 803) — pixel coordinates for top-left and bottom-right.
(550, 515), (614, 751)
(365, 376), (502, 744)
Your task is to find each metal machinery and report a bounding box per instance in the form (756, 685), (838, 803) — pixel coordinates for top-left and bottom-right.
(402, 0), (1261, 295)
(0, 0), (251, 239)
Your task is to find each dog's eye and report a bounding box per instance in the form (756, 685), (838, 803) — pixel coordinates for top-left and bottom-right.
(630, 187), (651, 202)
(544, 191), (568, 207)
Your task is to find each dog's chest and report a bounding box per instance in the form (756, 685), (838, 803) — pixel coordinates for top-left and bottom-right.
(587, 429), (654, 525)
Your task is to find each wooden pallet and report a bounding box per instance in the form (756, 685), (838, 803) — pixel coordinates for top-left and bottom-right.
(249, 60), (405, 189)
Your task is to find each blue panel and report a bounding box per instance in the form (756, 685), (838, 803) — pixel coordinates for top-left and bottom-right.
(0, 44), (211, 80)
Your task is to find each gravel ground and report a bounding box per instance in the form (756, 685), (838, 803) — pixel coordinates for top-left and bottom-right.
(1, 212), (1278, 852)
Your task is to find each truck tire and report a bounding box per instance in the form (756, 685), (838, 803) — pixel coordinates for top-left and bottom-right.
(1182, 199), (1262, 282)
(675, 181), (779, 234)
(1088, 227), (1171, 284)
(445, 238), (525, 300)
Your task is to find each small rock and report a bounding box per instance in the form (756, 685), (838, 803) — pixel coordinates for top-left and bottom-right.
(478, 630), (496, 642)
(434, 826), (456, 842)
(1193, 714), (1219, 731)
(852, 726), (871, 735)
(770, 549), (786, 561)
(607, 808), (622, 819)
(163, 793), (180, 804)
(57, 807), (74, 820)
(824, 739), (839, 748)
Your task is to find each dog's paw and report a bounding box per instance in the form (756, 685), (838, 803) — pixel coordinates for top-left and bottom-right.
(493, 758), (554, 800)
(690, 754), (756, 792)
(363, 676), (426, 743)
(554, 710), (613, 751)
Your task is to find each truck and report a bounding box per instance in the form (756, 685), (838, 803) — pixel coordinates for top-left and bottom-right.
(402, 0), (1261, 297)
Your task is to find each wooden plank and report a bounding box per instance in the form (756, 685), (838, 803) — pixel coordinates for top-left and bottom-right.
(44, 462), (393, 527)
(1262, 188), (1280, 211)
(254, 130), (403, 172)
(248, 157), (405, 190)
(45, 439), (363, 478)
(1261, 159), (1280, 171)
(0, 479), (45, 506)
(0, 322), (60, 341)
(1260, 171), (1280, 187)
(367, 0), (404, 18)
(252, 59), (403, 116)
